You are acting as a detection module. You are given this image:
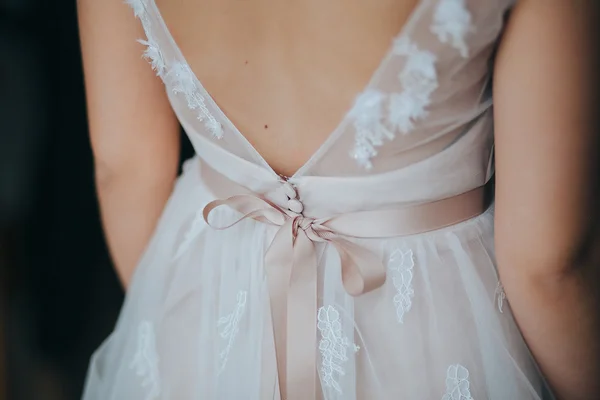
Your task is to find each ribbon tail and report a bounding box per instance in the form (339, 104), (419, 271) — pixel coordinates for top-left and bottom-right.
(286, 231), (319, 400)
(264, 219), (295, 399)
(330, 237), (387, 296)
(203, 195), (286, 229)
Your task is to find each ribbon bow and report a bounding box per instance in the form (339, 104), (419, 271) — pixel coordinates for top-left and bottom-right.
(203, 193), (387, 399)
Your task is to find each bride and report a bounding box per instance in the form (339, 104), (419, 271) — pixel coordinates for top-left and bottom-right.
(77, 0), (598, 398)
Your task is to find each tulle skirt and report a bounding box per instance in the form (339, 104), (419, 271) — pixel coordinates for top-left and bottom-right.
(83, 157), (546, 399)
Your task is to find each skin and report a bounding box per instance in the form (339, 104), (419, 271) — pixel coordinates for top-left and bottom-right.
(78, 0), (180, 286)
(78, 0), (599, 398)
(494, 1), (599, 398)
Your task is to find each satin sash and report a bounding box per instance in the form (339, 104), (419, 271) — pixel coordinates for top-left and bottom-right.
(201, 163), (486, 399)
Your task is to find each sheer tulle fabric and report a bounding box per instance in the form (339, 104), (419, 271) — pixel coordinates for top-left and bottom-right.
(84, 158), (544, 400)
(83, 0), (548, 399)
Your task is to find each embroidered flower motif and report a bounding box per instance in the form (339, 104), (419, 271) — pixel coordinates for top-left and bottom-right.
(217, 291), (248, 374)
(443, 364), (474, 400)
(350, 37), (438, 169)
(125, 0), (224, 139)
(130, 321), (161, 400)
(317, 305), (360, 394)
(138, 39), (166, 77)
(495, 281), (506, 313)
(167, 62), (199, 100)
(167, 62), (223, 138)
(431, 0), (474, 58)
(388, 248), (415, 323)
(391, 38), (439, 134)
(349, 90), (393, 169)
(125, 0), (147, 20)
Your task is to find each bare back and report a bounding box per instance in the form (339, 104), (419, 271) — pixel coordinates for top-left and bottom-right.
(157, 0), (420, 176)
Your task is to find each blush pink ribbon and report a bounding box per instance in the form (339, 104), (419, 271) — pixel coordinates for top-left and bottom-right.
(202, 186), (485, 399)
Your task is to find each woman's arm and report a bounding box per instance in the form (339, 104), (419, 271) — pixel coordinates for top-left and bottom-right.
(494, 1), (599, 398)
(78, 0), (180, 287)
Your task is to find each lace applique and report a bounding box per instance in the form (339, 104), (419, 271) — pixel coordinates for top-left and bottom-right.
(349, 90), (393, 169)
(390, 38), (439, 133)
(350, 38), (438, 169)
(217, 291), (248, 374)
(167, 63), (223, 138)
(130, 321), (161, 400)
(443, 364), (474, 400)
(431, 0), (474, 58)
(388, 248), (415, 323)
(125, 0), (147, 21)
(495, 281), (506, 313)
(172, 208), (206, 260)
(126, 0), (154, 47)
(317, 305), (360, 394)
(125, 0), (223, 139)
(138, 39), (166, 77)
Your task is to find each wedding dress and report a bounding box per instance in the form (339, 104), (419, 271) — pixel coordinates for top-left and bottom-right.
(83, 0), (550, 399)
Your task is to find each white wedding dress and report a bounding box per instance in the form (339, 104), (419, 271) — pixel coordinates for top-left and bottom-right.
(83, 0), (551, 399)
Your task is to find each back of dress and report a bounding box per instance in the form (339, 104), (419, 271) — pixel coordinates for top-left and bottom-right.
(128, 0), (508, 192)
(83, 1), (550, 399)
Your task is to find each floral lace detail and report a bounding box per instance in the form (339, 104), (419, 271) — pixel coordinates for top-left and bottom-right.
(443, 364), (474, 400)
(391, 38), (438, 133)
(167, 63), (223, 138)
(431, 0), (474, 58)
(317, 305), (360, 394)
(138, 39), (166, 77)
(125, 0), (147, 21)
(126, 0), (223, 139)
(217, 291), (248, 374)
(388, 248), (415, 323)
(350, 38), (438, 169)
(349, 90), (393, 168)
(130, 321), (161, 400)
(495, 281), (506, 313)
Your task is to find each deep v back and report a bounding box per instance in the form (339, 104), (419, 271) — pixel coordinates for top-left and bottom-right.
(142, 0), (426, 177)
(128, 0), (511, 182)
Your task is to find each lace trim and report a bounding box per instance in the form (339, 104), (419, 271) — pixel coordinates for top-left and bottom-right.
(349, 1), (474, 169)
(388, 248), (415, 323)
(138, 39), (166, 77)
(317, 305), (360, 394)
(349, 90), (393, 169)
(495, 281), (506, 313)
(442, 364), (474, 400)
(125, 0), (147, 22)
(130, 321), (161, 400)
(125, 0), (223, 139)
(350, 38), (438, 169)
(166, 63), (224, 138)
(431, 0), (474, 58)
(217, 291), (248, 374)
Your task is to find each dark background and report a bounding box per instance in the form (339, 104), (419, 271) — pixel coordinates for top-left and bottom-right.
(0, 0), (122, 398)
(0, 0), (192, 399)
(0, 1), (598, 400)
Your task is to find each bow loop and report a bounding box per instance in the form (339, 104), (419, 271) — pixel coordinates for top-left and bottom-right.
(203, 194), (287, 229)
(202, 194), (387, 399)
(198, 158), (486, 400)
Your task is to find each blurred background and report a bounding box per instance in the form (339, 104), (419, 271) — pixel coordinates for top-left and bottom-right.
(0, 0), (121, 398)
(0, 0), (193, 399)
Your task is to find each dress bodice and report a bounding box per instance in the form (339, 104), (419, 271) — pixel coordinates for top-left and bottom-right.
(127, 0), (513, 212)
